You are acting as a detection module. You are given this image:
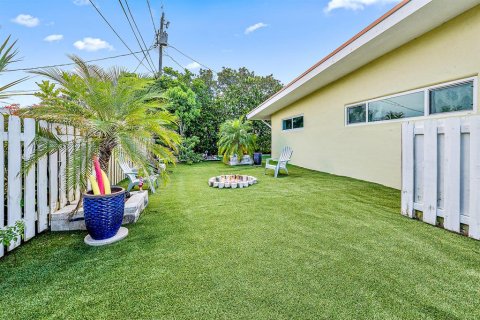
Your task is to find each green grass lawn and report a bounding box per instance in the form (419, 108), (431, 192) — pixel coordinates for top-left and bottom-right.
(1, 162), (479, 319)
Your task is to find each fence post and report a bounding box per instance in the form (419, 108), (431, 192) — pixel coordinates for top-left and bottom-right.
(401, 122), (414, 217)
(58, 125), (67, 208)
(23, 118), (36, 241)
(37, 121), (49, 232)
(469, 117), (480, 239)
(423, 120), (438, 225)
(443, 117), (461, 232)
(49, 124), (59, 215)
(7, 116), (22, 250)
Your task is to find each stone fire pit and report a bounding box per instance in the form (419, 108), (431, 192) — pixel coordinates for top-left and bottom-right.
(208, 175), (257, 189)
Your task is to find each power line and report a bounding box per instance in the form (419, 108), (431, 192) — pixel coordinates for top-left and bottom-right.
(167, 44), (216, 72)
(133, 54), (148, 73)
(118, 0), (157, 73)
(146, 0), (157, 33)
(165, 53), (185, 71)
(124, 0), (157, 73)
(88, 0), (154, 74)
(3, 49), (154, 73)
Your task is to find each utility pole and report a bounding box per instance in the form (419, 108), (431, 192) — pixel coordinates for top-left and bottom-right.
(155, 8), (169, 77)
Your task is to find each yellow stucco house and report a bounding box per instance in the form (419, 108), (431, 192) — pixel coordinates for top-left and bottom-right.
(247, 0), (480, 189)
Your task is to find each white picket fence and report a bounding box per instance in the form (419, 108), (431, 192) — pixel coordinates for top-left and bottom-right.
(1, 115), (125, 258)
(402, 115), (480, 239)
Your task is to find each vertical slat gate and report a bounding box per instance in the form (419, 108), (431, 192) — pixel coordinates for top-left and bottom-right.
(423, 120), (438, 225)
(23, 118), (36, 241)
(402, 115), (480, 240)
(469, 117), (480, 239)
(7, 116), (22, 250)
(1, 118), (89, 258)
(401, 122), (414, 217)
(37, 121), (49, 232)
(443, 118), (461, 232)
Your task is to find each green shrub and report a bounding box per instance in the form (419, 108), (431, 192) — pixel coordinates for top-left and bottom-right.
(178, 136), (204, 165)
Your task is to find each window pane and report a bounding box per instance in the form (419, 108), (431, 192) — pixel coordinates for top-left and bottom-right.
(430, 81), (474, 114)
(347, 104), (366, 124)
(282, 119), (292, 130)
(368, 91), (424, 122)
(293, 116), (304, 129)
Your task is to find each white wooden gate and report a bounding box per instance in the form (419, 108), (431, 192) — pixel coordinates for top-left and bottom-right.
(1, 115), (127, 258)
(402, 116), (480, 239)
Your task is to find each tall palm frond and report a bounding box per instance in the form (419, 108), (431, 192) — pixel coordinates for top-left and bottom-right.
(0, 35), (28, 100)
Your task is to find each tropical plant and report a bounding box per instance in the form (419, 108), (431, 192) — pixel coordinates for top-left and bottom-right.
(0, 35), (27, 100)
(217, 117), (256, 164)
(18, 56), (181, 194)
(151, 67), (282, 154)
(163, 85), (200, 137)
(0, 220), (25, 248)
(178, 136), (203, 164)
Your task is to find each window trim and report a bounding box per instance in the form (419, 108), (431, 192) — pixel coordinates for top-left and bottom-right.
(344, 76), (478, 126)
(282, 114), (304, 132)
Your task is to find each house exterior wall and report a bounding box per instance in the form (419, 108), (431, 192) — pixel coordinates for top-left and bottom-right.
(270, 5), (480, 189)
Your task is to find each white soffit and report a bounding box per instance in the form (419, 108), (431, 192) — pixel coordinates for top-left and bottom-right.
(248, 0), (480, 120)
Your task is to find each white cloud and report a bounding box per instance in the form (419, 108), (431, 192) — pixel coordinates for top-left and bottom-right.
(44, 34), (64, 42)
(73, 0), (90, 5)
(11, 14), (40, 27)
(185, 62), (201, 70)
(244, 22), (268, 35)
(73, 37), (113, 51)
(324, 0), (400, 13)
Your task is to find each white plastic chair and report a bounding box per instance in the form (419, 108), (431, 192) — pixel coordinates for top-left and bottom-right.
(265, 146), (293, 178)
(118, 159), (159, 193)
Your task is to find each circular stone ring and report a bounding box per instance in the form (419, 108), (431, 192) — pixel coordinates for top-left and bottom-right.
(208, 175), (257, 189)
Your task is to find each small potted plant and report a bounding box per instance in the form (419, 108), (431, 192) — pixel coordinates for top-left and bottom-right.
(217, 116), (256, 166)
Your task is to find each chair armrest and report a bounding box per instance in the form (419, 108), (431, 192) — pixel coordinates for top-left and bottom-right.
(265, 158), (278, 165)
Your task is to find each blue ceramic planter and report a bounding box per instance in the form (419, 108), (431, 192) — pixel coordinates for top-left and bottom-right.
(84, 187), (125, 240)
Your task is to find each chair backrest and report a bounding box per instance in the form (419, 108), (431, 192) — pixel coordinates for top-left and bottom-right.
(279, 146), (293, 162)
(118, 160), (132, 173)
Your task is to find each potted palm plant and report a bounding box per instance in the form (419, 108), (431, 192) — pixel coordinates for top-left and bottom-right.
(218, 117), (256, 165)
(19, 56), (180, 243)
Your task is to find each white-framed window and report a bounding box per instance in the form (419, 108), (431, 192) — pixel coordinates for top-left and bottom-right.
(345, 77), (477, 126)
(282, 115), (304, 131)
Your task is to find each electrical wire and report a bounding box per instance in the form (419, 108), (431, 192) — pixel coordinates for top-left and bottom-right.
(124, 0), (157, 73)
(146, 0), (157, 33)
(88, 0), (154, 73)
(167, 44), (217, 72)
(118, 0), (157, 73)
(3, 49), (155, 73)
(165, 53), (185, 71)
(133, 54), (148, 73)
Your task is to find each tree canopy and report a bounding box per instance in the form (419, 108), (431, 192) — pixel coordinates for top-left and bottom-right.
(153, 66), (282, 156)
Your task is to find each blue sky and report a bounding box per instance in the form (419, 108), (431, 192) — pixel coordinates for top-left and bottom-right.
(0, 0), (401, 106)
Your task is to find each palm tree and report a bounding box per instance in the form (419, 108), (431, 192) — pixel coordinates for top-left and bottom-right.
(217, 117), (256, 164)
(0, 35), (28, 100)
(19, 56), (181, 193)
